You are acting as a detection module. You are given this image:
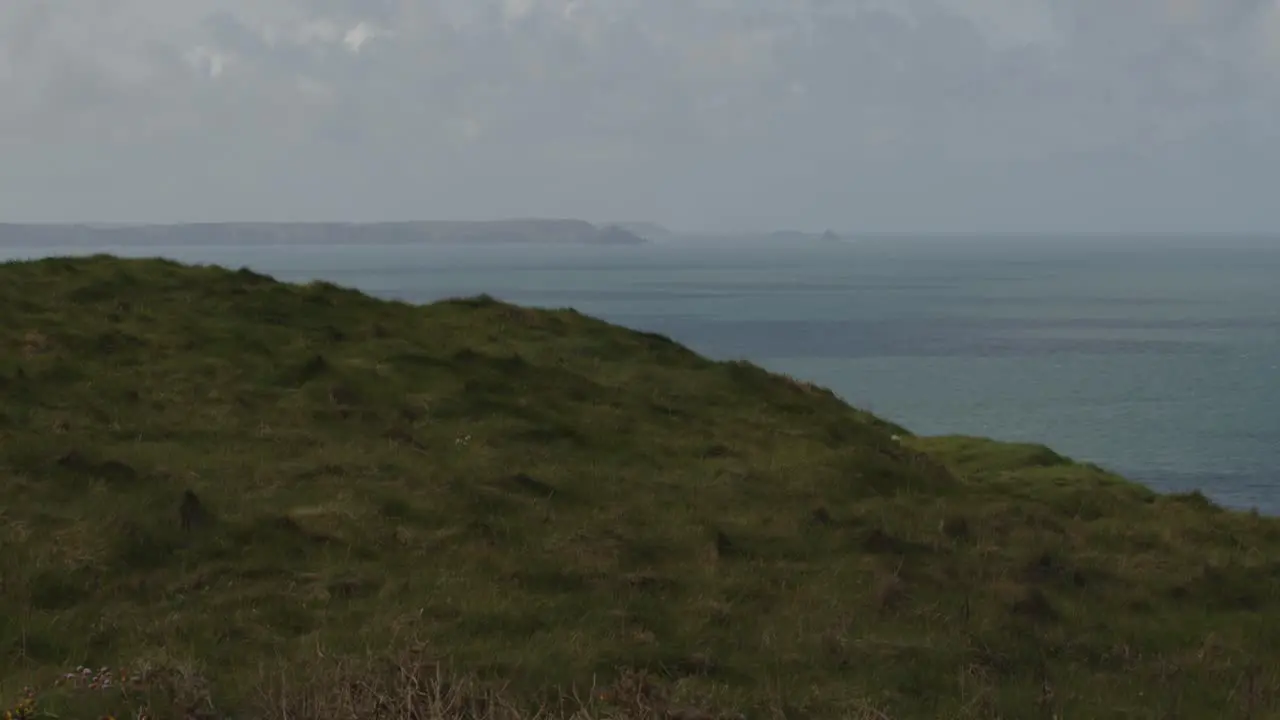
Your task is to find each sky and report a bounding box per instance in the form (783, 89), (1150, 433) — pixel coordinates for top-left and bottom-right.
(1, 0), (1279, 233)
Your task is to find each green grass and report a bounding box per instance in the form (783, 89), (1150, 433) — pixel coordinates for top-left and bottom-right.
(2, 254), (1279, 719)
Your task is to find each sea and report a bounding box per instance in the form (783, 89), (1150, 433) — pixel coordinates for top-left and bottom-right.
(5, 235), (1278, 515)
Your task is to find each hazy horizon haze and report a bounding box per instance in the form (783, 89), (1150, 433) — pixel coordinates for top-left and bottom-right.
(3, 0), (1280, 234)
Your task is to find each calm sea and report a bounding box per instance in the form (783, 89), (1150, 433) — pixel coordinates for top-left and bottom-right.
(7, 237), (1278, 514)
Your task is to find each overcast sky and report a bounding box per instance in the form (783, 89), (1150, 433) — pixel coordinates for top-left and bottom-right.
(2, 0), (1279, 233)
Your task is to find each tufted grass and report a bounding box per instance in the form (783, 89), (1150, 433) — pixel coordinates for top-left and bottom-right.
(2, 255), (1278, 719)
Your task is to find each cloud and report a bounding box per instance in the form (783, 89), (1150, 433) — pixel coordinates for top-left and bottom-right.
(342, 22), (387, 53)
(184, 46), (233, 78)
(1, 0), (1278, 231)
(1258, 1), (1280, 70)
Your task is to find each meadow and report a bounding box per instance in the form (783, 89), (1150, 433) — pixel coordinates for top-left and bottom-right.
(2, 255), (1278, 719)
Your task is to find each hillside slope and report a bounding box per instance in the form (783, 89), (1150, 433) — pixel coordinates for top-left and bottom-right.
(1, 256), (1278, 720)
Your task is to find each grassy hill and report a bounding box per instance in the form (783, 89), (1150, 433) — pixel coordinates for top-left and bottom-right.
(1, 255), (1278, 720)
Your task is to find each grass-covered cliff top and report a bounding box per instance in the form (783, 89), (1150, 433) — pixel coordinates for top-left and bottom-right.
(2, 255), (1278, 720)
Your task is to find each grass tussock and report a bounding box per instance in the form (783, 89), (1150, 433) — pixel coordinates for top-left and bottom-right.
(2, 255), (1280, 719)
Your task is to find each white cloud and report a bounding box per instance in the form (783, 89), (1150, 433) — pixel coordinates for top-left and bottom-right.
(342, 22), (385, 53)
(184, 45), (232, 78)
(0, 0), (1278, 232)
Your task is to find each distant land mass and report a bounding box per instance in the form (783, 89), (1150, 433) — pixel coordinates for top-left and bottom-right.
(607, 223), (849, 245)
(611, 221), (677, 242)
(0, 219), (648, 247)
(767, 229), (846, 243)
(647, 229), (849, 245)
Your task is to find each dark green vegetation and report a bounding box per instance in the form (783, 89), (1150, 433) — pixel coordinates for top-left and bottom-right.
(2, 255), (1279, 719)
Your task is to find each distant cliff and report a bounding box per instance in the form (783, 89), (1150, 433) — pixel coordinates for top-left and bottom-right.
(0, 219), (648, 247)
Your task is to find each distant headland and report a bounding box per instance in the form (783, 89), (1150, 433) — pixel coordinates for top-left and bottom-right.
(0, 219), (648, 247)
